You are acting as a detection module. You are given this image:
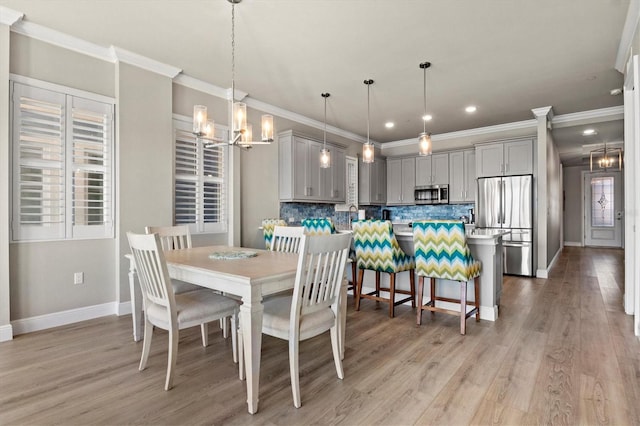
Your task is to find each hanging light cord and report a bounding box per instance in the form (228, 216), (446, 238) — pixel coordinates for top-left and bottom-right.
(231, 2), (235, 106)
(367, 82), (370, 143)
(322, 93), (330, 148)
(423, 65), (427, 134)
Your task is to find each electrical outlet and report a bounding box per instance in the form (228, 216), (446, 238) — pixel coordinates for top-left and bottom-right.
(288, 217), (295, 223)
(74, 272), (84, 285)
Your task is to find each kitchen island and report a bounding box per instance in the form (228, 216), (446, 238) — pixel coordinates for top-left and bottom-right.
(349, 224), (507, 321)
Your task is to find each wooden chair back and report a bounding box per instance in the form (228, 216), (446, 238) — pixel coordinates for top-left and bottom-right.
(145, 225), (192, 251)
(271, 226), (304, 253)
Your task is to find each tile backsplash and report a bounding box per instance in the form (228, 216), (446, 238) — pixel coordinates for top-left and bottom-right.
(279, 202), (475, 228)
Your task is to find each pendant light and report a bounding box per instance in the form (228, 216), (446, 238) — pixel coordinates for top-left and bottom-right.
(192, 0), (274, 147)
(418, 61), (432, 156)
(362, 79), (375, 163)
(320, 93), (331, 168)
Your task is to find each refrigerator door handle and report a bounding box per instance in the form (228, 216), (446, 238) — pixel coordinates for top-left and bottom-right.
(499, 180), (504, 224)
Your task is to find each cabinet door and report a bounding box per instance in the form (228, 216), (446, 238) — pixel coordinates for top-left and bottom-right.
(463, 149), (476, 202)
(346, 156), (358, 206)
(431, 153), (449, 185)
(330, 148), (346, 201)
(449, 151), (465, 203)
(476, 143), (504, 177)
(307, 141), (323, 198)
(375, 159), (387, 204)
(386, 159), (403, 205)
(358, 158), (373, 205)
(415, 156), (433, 185)
(401, 158), (416, 204)
(504, 139), (533, 175)
(292, 137), (310, 199)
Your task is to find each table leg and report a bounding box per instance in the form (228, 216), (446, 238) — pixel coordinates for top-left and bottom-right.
(240, 297), (264, 414)
(128, 260), (143, 342)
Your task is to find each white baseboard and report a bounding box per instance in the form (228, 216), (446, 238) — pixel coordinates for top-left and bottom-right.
(11, 302), (117, 336)
(117, 301), (132, 316)
(0, 324), (14, 342)
(536, 269), (549, 279)
(564, 241), (582, 247)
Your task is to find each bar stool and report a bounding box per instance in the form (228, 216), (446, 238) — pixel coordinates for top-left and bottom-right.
(301, 218), (336, 235)
(262, 218), (287, 250)
(412, 220), (481, 335)
(352, 220), (415, 318)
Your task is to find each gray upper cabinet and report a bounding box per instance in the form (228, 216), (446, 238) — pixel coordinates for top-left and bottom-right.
(386, 157), (416, 205)
(359, 156), (386, 205)
(449, 149), (476, 203)
(415, 153), (449, 186)
(475, 138), (533, 177)
(278, 130), (346, 203)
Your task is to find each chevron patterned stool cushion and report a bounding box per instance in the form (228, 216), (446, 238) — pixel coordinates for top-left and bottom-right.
(412, 220), (481, 334)
(262, 219), (287, 250)
(413, 220), (481, 281)
(301, 218), (336, 236)
(352, 220), (415, 318)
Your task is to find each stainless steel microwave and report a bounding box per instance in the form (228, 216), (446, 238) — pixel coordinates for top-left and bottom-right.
(414, 184), (449, 204)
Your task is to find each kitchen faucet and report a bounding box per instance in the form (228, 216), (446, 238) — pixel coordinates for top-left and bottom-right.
(348, 204), (358, 227)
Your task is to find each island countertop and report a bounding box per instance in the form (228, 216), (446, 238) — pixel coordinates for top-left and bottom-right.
(392, 225), (509, 241)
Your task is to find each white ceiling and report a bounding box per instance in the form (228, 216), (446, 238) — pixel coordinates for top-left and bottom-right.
(1, 0), (631, 165)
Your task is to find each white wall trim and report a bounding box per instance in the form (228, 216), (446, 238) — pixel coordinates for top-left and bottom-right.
(174, 74), (229, 99)
(117, 301), (132, 316)
(10, 302), (117, 336)
(564, 241), (583, 247)
(615, 0), (640, 72)
(0, 6), (24, 26)
(110, 46), (181, 78)
(0, 324), (13, 342)
(536, 269), (549, 279)
(551, 106), (624, 128)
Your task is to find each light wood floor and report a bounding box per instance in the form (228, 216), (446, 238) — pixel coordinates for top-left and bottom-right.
(1, 247), (639, 425)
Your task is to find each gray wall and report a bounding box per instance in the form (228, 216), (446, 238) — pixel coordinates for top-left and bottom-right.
(563, 165), (588, 244)
(546, 129), (562, 263)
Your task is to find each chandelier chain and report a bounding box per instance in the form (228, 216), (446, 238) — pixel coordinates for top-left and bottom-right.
(231, 1), (235, 103)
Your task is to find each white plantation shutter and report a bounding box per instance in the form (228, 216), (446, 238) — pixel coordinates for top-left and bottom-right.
(11, 81), (114, 241)
(174, 119), (226, 233)
(12, 84), (66, 240)
(70, 96), (113, 238)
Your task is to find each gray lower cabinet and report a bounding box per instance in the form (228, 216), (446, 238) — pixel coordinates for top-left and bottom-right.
(449, 149), (476, 203)
(386, 157), (416, 205)
(359, 156), (386, 205)
(278, 130), (346, 203)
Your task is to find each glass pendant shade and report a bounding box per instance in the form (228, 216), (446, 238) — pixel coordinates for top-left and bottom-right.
(320, 148), (331, 168)
(418, 132), (432, 156)
(261, 115), (274, 142)
(363, 142), (374, 163)
(242, 123), (252, 144)
(233, 102), (247, 134)
(193, 105), (207, 134)
(205, 120), (215, 139)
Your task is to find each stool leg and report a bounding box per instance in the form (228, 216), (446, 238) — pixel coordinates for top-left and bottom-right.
(460, 281), (467, 335)
(417, 276), (425, 325)
(355, 269), (364, 311)
(430, 277), (436, 316)
(389, 273), (396, 318)
(351, 262), (357, 298)
(409, 269), (416, 308)
(375, 272), (381, 308)
(474, 276), (480, 322)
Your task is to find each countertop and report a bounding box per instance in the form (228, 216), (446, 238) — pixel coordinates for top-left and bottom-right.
(392, 225), (509, 240)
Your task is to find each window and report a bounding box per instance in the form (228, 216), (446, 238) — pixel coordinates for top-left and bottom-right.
(11, 80), (114, 241)
(173, 118), (227, 233)
(591, 176), (614, 227)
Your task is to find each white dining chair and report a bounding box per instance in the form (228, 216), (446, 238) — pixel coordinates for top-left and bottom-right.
(127, 232), (239, 391)
(145, 225), (230, 345)
(270, 226), (304, 253)
(240, 233), (351, 408)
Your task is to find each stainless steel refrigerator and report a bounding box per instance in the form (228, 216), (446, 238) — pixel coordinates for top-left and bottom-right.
(477, 174), (533, 276)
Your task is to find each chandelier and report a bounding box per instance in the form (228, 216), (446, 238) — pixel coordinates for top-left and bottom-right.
(192, 0), (274, 148)
(590, 143), (623, 172)
(418, 61), (432, 156)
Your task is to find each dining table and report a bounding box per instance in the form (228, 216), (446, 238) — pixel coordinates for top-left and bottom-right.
(126, 245), (347, 414)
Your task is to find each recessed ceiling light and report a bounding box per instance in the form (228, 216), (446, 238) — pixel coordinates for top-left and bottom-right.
(583, 128), (597, 136)
(385, 122), (394, 128)
(465, 106), (477, 113)
(422, 114), (432, 121)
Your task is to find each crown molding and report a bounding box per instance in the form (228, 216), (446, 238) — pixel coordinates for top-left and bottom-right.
(243, 96), (373, 145)
(10, 19), (113, 62)
(0, 6), (24, 26)
(382, 119), (537, 149)
(531, 106), (554, 120)
(615, 0), (640, 72)
(174, 74), (228, 99)
(551, 105), (624, 128)
(110, 46), (181, 78)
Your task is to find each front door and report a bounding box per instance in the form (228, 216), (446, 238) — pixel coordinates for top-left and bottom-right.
(584, 171), (623, 247)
